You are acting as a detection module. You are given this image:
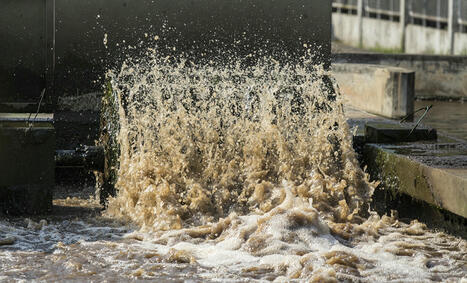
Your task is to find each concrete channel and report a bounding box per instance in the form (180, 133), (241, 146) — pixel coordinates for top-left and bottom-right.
(346, 106), (467, 236)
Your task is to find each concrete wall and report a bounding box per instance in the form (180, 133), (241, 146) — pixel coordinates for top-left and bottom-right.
(333, 63), (414, 119)
(333, 53), (467, 99)
(362, 18), (401, 50)
(405, 25), (451, 54)
(454, 32), (467, 55)
(364, 143), (467, 219)
(0, 114), (55, 214)
(333, 13), (467, 55)
(332, 14), (402, 51)
(332, 13), (360, 46)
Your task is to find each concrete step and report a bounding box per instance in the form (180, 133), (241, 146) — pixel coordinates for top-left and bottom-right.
(334, 63), (415, 119)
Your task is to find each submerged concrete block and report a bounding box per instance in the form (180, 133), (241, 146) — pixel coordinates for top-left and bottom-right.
(333, 63), (415, 119)
(365, 122), (437, 143)
(0, 113), (55, 215)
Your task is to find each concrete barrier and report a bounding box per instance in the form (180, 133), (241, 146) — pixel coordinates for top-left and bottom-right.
(345, 106), (467, 232)
(333, 63), (414, 119)
(364, 142), (467, 219)
(0, 113), (55, 215)
(333, 53), (467, 100)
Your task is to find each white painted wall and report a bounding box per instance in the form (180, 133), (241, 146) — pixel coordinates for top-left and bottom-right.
(362, 18), (401, 50)
(454, 32), (467, 55)
(405, 25), (450, 54)
(332, 13), (467, 56)
(332, 13), (360, 46)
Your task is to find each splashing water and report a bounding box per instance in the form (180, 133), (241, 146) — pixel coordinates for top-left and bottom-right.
(98, 54), (466, 281)
(105, 55), (374, 230)
(1, 52), (465, 282)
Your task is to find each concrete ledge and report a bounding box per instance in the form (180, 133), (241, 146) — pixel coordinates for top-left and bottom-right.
(364, 143), (467, 219)
(333, 53), (467, 100)
(333, 63), (414, 119)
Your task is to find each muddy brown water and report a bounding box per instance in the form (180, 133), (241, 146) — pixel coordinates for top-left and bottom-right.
(1, 58), (466, 282)
(1, 189), (466, 282)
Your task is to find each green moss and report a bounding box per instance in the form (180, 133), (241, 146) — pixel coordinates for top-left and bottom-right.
(96, 80), (121, 205)
(365, 145), (437, 207)
(365, 44), (403, 54)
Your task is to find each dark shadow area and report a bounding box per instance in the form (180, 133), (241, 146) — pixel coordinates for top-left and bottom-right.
(55, 110), (101, 150)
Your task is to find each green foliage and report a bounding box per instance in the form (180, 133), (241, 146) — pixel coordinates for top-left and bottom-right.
(365, 44), (403, 54)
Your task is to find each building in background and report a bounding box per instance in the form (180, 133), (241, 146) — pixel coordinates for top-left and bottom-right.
(332, 0), (467, 55)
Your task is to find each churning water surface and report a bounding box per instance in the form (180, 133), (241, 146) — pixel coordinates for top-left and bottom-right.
(1, 54), (466, 282)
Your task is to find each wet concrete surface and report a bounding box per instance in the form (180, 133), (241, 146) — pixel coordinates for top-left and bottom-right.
(345, 104), (467, 226)
(379, 142), (467, 168)
(414, 100), (467, 142)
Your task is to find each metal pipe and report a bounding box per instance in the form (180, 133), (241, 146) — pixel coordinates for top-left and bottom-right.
(55, 145), (104, 172)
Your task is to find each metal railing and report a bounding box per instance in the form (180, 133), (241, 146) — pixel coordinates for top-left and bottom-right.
(366, 0), (401, 16)
(332, 0), (359, 14)
(332, 0), (467, 31)
(459, 0), (467, 29)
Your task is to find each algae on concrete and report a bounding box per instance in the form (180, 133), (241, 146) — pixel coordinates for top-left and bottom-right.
(364, 143), (467, 219)
(95, 81), (120, 205)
